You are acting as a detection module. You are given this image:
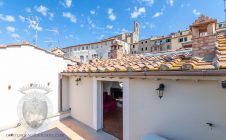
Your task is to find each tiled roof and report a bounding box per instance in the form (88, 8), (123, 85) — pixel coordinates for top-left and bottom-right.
(216, 35), (226, 68)
(65, 35), (226, 73)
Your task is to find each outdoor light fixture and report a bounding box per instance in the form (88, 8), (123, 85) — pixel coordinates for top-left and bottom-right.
(47, 82), (50, 86)
(75, 77), (81, 85)
(206, 123), (214, 130)
(221, 81), (226, 88)
(8, 85), (11, 90)
(156, 83), (165, 99)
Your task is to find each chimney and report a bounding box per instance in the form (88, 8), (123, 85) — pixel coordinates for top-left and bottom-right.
(190, 15), (217, 60)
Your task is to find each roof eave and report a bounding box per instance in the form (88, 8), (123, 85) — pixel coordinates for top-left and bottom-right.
(61, 70), (226, 77)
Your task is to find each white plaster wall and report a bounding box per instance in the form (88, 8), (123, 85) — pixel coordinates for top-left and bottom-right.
(129, 79), (226, 140)
(68, 77), (94, 128)
(62, 76), (70, 111)
(0, 45), (71, 127)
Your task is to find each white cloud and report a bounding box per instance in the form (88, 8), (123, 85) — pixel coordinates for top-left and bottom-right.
(152, 11), (163, 18)
(193, 9), (201, 16)
(121, 28), (129, 33)
(36, 26), (43, 31)
(28, 19), (43, 31)
(106, 25), (113, 29)
(125, 8), (131, 11)
(63, 12), (77, 23)
(30, 25), (43, 31)
(19, 15), (25, 22)
(0, 14), (15, 22)
(131, 7), (146, 18)
(98, 34), (105, 40)
(137, 0), (154, 6)
(65, 0), (72, 8)
(167, 0), (174, 6)
(69, 34), (74, 38)
(90, 10), (96, 15)
(36, 5), (49, 16)
(49, 13), (54, 20)
(87, 17), (96, 28)
(25, 7), (32, 13)
(108, 8), (116, 21)
(11, 33), (20, 38)
(6, 26), (16, 32)
(141, 22), (156, 29)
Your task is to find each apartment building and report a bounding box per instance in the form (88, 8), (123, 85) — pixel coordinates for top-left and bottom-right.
(133, 18), (226, 55)
(132, 30), (192, 54)
(217, 22), (226, 35)
(63, 22), (139, 63)
(63, 38), (131, 63)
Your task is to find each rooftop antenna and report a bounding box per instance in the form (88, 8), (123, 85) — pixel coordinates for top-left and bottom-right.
(46, 29), (61, 48)
(224, 0), (226, 22)
(27, 16), (40, 46)
(44, 40), (57, 48)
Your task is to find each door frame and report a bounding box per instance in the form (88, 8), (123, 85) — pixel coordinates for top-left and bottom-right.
(93, 77), (130, 140)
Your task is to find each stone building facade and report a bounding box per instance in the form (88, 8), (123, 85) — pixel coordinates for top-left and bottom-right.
(133, 15), (226, 55)
(190, 15), (217, 59)
(63, 22), (139, 62)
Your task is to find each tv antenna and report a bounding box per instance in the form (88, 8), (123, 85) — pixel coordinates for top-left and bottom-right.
(27, 16), (40, 46)
(46, 29), (61, 48)
(44, 40), (57, 48)
(224, 0), (226, 22)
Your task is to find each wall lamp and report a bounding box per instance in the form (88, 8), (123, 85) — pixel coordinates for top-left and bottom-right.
(8, 85), (11, 90)
(206, 123), (214, 130)
(156, 83), (165, 99)
(75, 77), (81, 86)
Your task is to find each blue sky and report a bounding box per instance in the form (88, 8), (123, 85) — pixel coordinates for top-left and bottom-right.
(0, 0), (224, 49)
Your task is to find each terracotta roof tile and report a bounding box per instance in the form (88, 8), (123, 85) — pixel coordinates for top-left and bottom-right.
(65, 37), (226, 73)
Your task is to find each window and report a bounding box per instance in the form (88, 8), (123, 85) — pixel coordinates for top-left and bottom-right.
(86, 46), (88, 50)
(160, 46), (163, 51)
(145, 41), (147, 43)
(167, 45), (171, 50)
(178, 38), (183, 42)
(141, 42), (143, 44)
(145, 47), (147, 51)
(200, 32), (208, 37)
(166, 39), (171, 43)
(133, 45), (135, 48)
(151, 47), (153, 52)
(219, 24), (223, 28)
(82, 47), (84, 50)
(74, 48), (77, 51)
(141, 48), (143, 51)
(199, 28), (208, 37)
(184, 37), (187, 42)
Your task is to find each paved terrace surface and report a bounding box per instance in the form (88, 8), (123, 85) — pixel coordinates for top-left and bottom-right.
(26, 117), (119, 140)
(0, 117), (119, 140)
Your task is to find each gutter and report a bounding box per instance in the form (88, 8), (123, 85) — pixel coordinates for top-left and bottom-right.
(61, 70), (226, 77)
